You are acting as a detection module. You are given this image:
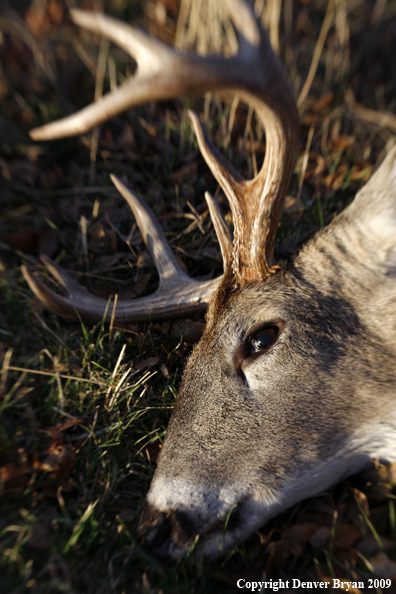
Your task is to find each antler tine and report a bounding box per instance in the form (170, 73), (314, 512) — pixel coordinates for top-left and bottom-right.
(30, 9), (180, 141)
(109, 175), (189, 290)
(21, 176), (223, 323)
(204, 192), (233, 271)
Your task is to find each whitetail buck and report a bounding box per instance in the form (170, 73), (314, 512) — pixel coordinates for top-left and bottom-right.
(22, 0), (396, 561)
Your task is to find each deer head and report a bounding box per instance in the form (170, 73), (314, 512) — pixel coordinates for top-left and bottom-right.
(23, 0), (396, 561)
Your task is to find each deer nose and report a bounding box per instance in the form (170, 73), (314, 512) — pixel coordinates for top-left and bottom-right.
(138, 502), (172, 556)
(138, 500), (201, 559)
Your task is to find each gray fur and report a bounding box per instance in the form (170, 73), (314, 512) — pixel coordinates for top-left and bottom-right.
(138, 146), (396, 560)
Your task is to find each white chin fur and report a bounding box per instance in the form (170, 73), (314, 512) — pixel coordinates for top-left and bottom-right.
(148, 420), (396, 559)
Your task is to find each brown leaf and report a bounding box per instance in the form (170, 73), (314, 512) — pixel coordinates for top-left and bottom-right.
(331, 163), (348, 190)
(265, 523), (319, 575)
(133, 272), (152, 296)
(351, 488), (370, 516)
(39, 443), (75, 476)
(329, 136), (355, 151)
(144, 442), (162, 463)
(299, 499), (336, 527)
(311, 92), (335, 111)
(334, 523), (362, 549)
(367, 483), (393, 505)
(310, 526), (331, 548)
(117, 124), (136, 149)
(350, 163), (372, 182)
(284, 195), (304, 217)
(377, 462), (396, 484)
(135, 357), (160, 372)
(333, 546), (361, 566)
(170, 319), (205, 342)
(0, 462), (30, 493)
(25, 7), (50, 36)
(245, 140), (266, 154)
(48, 1), (63, 24)
(169, 162), (197, 184)
(4, 231), (41, 253)
(136, 252), (152, 268)
(47, 418), (82, 436)
(118, 508), (136, 522)
(88, 223), (108, 254)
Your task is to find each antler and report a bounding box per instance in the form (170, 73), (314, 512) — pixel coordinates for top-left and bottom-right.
(22, 177), (225, 322)
(25, 0), (299, 321)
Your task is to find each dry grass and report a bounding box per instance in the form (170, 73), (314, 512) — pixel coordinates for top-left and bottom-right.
(1, 0), (396, 592)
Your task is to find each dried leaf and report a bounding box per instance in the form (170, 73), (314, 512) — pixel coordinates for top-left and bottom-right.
(0, 462), (30, 493)
(265, 523), (319, 575)
(133, 272), (152, 296)
(170, 319), (205, 342)
(351, 488), (370, 516)
(311, 92), (335, 111)
(169, 162), (197, 184)
(117, 124), (136, 149)
(329, 136), (355, 151)
(47, 1), (63, 24)
(310, 526), (331, 548)
(135, 357), (160, 372)
(144, 442), (162, 463)
(284, 196), (304, 217)
(377, 462), (396, 484)
(118, 508), (136, 522)
(350, 163), (372, 182)
(39, 443), (75, 478)
(334, 524), (362, 549)
(47, 418), (82, 436)
(4, 231), (41, 253)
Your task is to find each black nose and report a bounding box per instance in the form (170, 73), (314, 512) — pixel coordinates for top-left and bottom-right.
(138, 500), (202, 560)
(138, 502), (172, 557)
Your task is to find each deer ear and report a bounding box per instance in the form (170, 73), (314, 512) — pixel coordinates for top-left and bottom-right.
(348, 145), (396, 242)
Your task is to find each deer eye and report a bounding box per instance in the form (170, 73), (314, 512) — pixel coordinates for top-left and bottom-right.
(249, 326), (278, 354)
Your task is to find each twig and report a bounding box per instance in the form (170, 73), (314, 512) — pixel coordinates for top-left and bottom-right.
(33, 311), (68, 348)
(105, 343), (126, 405)
(297, 125), (315, 202)
(297, 0), (335, 109)
(109, 294), (119, 342)
(0, 348), (13, 394)
(6, 366), (108, 387)
(345, 89), (396, 133)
